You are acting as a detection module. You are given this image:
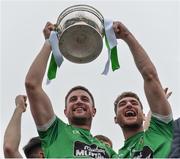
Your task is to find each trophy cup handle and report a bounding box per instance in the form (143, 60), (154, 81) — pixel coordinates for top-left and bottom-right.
(54, 24), (62, 39)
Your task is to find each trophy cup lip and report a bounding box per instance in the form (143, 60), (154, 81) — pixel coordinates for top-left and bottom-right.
(56, 4), (104, 26)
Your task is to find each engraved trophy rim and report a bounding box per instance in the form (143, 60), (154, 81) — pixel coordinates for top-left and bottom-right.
(56, 4), (104, 28)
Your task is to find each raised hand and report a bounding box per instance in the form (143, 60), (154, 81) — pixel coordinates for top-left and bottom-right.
(113, 21), (130, 39)
(15, 95), (27, 112)
(164, 88), (172, 99)
(43, 22), (55, 39)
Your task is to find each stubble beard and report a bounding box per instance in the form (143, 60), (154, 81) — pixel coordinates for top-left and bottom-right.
(71, 116), (92, 126)
(120, 118), (143, 130)
(121, 122), (142, 130)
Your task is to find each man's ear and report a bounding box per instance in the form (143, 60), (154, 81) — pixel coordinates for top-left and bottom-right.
(143, 113), (146, 121)
(38, 149), (44, 158)
(114, 116), (118, 124)
(64, 108), (68, 117)
(92, 107), (96, 117)
(39, 151), (45, 158)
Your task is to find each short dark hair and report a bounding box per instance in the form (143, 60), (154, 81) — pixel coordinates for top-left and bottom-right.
(65, 86), (95, 107)
(23, 136), (42, 158)
(114, 91), (143, 114)
(94, 135), (113, 148)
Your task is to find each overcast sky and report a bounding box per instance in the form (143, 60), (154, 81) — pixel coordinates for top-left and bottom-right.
(1, 0), (180, 157)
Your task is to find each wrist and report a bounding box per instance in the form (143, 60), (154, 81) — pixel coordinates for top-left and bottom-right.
(122, 31), (132, 41)
(44, 39), (52, 50)
(123, 32), (136, 43)
(15, 105), (25, 113)
(45, 39), (50, 45)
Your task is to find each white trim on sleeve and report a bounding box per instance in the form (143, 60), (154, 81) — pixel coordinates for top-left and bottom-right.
(37, 115), (56, 131)
(151, 112), (173, 124)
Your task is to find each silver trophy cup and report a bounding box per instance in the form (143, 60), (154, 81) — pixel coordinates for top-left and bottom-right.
(55, 5), (104, 63)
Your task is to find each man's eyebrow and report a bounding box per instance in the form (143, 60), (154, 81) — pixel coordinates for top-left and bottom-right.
(118, 100), (126, 105)
(69, 95), (77, 100)
(81, 95), (89, 98)
(130, 99), (138, 102)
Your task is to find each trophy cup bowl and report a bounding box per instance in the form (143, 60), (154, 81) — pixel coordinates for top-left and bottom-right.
(56, 5), (104, 63)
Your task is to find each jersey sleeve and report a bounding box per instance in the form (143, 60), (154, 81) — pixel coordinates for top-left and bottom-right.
(37, 116), (65, 148)
(148, 116), (173, 139)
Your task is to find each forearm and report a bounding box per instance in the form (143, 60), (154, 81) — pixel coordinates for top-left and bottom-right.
(124, 33), (158, 81)
(4, 108), (23, 158)
(25, 39), (55, 126)
(25, 40), (51, 87)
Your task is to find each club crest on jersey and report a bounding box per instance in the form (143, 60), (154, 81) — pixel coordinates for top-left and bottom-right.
(133, 146), (153, 158)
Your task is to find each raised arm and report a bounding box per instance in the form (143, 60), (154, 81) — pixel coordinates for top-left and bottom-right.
(113, 21), (172, 116)
(25, 22), (55, 126)
(3, 95), (27, 158)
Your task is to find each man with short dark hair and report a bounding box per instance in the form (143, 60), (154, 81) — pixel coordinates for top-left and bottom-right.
(113, 21), (173, 158)
(94, 135), (113, 148)
(23, 136), (44, 158)
(25, 22), (117, 158)
(3, 95), (44, 158)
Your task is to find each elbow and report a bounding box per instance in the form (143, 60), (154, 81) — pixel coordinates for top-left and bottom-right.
(141, 66), (159, 82)
(4, 143), (16, 157)
(25, 76), (40, 90)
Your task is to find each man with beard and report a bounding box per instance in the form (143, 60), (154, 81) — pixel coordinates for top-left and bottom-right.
(113, 21), (173, 158)
(25, 22), (117, 158)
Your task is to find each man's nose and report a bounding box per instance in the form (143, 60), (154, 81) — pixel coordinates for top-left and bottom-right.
(126, 102), (132, 109)
(75, 98), (83, 105)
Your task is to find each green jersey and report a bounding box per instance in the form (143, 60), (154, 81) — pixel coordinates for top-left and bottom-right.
(38, 116), (117, 158)
(118, 116), (173, 158)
